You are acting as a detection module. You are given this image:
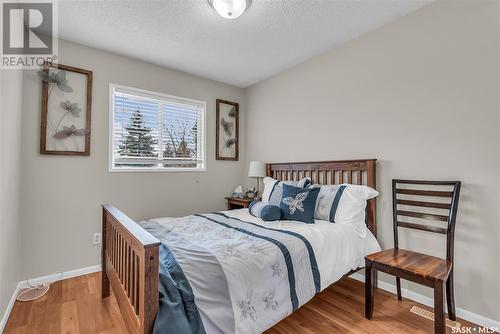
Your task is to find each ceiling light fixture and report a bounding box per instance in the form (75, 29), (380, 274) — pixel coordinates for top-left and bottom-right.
(208, 0), (252, 19)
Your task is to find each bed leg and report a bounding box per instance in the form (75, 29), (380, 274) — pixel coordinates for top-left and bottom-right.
(102, 208), (110, 298)
(102, 271), (110, 298)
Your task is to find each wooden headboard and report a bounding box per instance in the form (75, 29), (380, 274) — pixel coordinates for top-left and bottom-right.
(266, 159), (377, 236)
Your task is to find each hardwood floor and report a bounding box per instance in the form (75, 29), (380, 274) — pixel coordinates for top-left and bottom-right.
(4, 273), (128, 334)
(4, 272), (478, 334)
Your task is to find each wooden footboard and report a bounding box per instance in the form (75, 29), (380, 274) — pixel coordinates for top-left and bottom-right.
(101, 204), (160, 334)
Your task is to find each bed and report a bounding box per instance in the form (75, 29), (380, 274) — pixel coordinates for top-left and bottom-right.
(101, 159), (379, 334)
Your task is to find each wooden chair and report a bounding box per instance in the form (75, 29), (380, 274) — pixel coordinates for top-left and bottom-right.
(365, 179), (461, 334)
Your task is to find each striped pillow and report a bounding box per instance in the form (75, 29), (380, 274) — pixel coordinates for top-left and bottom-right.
(314, 185), (347, 222)
(313, 184), (379, 228)
(262, 177), (311, 206)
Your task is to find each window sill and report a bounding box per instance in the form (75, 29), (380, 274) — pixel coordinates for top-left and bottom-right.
(108, 167), (207, 173)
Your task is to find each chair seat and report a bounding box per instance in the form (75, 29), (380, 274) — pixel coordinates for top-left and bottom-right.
(366, 248), (452, 282)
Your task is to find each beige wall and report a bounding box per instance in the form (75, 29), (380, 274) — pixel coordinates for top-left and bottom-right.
(0, 69), (23, 321)
(245, 1), (499, 322)
(20, 39), (246, 278)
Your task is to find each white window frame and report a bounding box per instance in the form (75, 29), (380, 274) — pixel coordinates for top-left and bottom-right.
(109, 83), (207, 172)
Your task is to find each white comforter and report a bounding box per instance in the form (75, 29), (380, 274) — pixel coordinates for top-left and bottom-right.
(141, 209), (381, 334)
(223, 209), (381, 291)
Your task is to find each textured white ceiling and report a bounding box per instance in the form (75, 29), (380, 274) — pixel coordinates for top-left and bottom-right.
(57, 0), (430, 87)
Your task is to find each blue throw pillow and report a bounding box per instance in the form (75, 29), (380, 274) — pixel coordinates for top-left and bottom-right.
(279, 184), (320, 224)
(249, 200), (282, 221)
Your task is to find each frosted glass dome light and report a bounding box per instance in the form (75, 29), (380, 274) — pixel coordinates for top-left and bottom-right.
(209, 0), (252, 19)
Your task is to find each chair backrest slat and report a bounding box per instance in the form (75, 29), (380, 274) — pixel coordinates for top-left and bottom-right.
(396, 199), (451, 210)
(392, 179), (461, 263)
(396, 188), (453, 197)
(397, 221), (448, 235)
(396, 210), (449, 222)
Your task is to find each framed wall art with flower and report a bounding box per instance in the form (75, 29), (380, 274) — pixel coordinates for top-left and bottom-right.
(39, 63), (93, 156)
(216, 99), (239, 161)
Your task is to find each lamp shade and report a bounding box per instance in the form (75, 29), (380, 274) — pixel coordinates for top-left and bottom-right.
(248, 161), (266, 178)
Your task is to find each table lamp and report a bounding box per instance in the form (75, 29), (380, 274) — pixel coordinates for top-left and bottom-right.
(248, 161), (266, 197)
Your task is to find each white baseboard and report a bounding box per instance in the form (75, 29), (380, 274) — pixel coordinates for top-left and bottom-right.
(17, 265), (101, 289)
(350, 272), (500, 330)
(0, 281), (22, 334)
(0, 265), (101, 333)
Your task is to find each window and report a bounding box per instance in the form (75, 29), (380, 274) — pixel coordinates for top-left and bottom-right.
(109, 84), (206, 171)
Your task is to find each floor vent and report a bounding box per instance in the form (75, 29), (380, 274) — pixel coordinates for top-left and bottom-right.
(410, 306), (461, 329)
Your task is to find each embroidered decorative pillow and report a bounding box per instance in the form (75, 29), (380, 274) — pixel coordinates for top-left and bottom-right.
(248, 201), (282, 221)
(279, 184), (320, 224)
(313, 184), (379, 236)
(262, 176), (311, 206)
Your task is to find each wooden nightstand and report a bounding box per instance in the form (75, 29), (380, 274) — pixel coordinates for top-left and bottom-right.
(225, 197), (255, 210)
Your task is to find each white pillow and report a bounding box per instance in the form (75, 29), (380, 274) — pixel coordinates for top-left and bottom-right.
(261, 176), (311, 205)
(314, 184), (379, 237)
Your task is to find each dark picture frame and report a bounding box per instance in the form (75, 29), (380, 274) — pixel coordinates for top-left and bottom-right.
(216, 99), (239, 161)
(40, 63), (93, 156)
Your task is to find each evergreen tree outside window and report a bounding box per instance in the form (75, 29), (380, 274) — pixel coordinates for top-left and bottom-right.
(110, 84), (206, 171)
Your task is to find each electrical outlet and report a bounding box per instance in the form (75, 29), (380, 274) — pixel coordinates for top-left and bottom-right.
(93, 232), (101, 245)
